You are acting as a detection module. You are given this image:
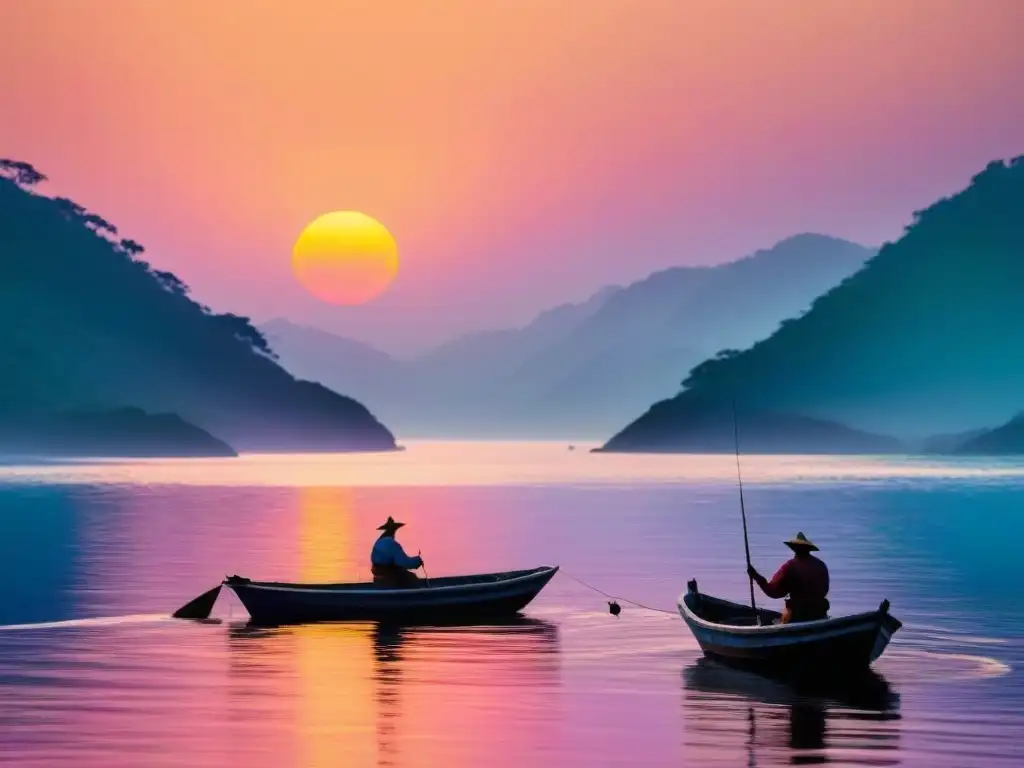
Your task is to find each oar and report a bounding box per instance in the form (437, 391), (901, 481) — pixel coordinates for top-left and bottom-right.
(171, 584), (222, 620)
(732, 398), (760, 626)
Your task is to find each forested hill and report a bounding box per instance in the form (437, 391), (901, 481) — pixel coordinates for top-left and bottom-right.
(602, 155), (1024, 451)
(0, 160), (396, 452)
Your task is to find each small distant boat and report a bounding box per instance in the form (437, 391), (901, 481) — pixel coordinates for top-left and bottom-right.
(220, 566), (559, 625)
(679, 579), (902, 677)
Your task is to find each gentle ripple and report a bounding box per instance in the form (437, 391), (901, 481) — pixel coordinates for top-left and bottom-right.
(0, 445), (1022, 766)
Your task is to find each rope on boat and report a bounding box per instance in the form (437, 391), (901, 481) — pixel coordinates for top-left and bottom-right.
(560, 571), (678, 616)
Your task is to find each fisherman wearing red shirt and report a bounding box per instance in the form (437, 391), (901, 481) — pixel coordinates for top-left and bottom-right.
(747, 532), (830, 623)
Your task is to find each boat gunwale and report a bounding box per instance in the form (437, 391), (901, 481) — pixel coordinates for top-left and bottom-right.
(223, 565), (559, 596)
(678, 591), (891, 638)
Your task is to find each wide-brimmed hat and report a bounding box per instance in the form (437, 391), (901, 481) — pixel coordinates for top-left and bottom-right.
(377, 516), (405, 533)
(784, 532), (818, 552)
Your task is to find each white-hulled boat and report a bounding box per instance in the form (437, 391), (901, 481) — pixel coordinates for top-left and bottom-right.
(679, 579), (901, 677)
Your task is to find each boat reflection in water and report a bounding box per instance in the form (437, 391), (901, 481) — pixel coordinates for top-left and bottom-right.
(226, 616), (561, 767)
(682, 657), (901, 766)
(370, 617), (560, 766)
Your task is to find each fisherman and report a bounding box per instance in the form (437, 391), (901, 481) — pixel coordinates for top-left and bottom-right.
(747, 532), (830, 623)
(371, 516), (424, 588)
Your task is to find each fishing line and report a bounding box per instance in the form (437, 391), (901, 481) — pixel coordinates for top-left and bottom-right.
(560, 571), (677, 616)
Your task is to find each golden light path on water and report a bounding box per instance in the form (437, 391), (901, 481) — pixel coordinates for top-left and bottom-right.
(293, 487), (375, 767)
(3, 441), (1024, 488)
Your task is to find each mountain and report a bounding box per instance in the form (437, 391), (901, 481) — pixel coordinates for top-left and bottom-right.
(265, 235), (871, 437)
(597, 397), (902, 454)
(418, 284), (622, 384)
(0, 159), (396, 454)
(918, 428), (988, 454)
(261, 285), (620, 433)
(261, 317), (402, 398)
(493, 233), (873, 433)
(954, 414), (1024, 455)
(601, 155), (1024, 453)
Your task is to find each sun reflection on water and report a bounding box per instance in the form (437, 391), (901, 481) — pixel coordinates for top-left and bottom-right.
(294, 487), (377, 765)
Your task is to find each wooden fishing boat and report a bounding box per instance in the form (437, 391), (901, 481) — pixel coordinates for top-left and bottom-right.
(219, 566), (559, 625)
(678, 579), (902, 677)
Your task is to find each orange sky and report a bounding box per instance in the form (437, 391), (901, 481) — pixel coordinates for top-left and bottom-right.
(3, 1), (1023, 352)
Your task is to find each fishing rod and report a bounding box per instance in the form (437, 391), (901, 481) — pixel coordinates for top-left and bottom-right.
(732, 398), (760, 625)
(419, 550), (430, 587)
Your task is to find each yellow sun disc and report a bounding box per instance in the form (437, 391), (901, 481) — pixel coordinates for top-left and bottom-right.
(291, 211), (399, 305)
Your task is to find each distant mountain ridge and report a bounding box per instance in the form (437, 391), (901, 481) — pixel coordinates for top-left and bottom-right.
(601, 155), (1024, 454)
(954, 414), (1024, 455)
(0, 159), (396, 454)
(265, 233), (872, 437)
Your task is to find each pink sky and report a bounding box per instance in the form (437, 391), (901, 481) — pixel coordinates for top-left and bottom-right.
(3, 1), (1023, 354)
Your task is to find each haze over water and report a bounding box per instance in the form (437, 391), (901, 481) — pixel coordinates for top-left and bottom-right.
(1, 442), (1022, 767)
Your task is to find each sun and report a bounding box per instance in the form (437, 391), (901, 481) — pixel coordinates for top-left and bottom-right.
(291, 211), (399, 305)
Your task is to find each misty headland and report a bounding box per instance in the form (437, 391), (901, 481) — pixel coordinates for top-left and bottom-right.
(0, 159), (396, 459)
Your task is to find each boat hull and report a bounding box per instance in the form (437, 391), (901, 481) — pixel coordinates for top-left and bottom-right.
(225, 566), (558, 625)
(679, 580), (901, 679)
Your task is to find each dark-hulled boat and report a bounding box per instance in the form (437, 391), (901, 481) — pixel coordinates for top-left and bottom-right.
(222, 566), (559, 625)
(678, 579), (902, 678)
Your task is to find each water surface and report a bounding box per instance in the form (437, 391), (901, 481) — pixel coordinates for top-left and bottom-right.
(1, 443), (1021, 766)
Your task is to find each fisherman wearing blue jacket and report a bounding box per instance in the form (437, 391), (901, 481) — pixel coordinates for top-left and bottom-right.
(370, 516), (424, 588)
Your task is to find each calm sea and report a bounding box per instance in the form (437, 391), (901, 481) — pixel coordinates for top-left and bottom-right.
(1, 442), (1022, 767)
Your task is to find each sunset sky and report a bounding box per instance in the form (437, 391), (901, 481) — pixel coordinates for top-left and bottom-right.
(3, 1), (1023, 354)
